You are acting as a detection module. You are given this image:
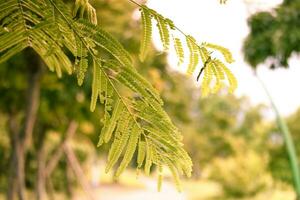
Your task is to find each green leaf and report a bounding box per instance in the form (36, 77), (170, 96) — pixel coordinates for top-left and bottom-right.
(115, 124), (141, 177)
(0, 0), (195, 190)
(153, 12), (170, 51)
(102, 99), (124, 143)
(186, 36), (199, 75)
(205, 43), (234, 63)
(76, 58), (88, 86)
(90, 59), (101, 112)
(139, 6), (152, 62)
(137, 140), (146, 168)
(173, 37), (184, 65)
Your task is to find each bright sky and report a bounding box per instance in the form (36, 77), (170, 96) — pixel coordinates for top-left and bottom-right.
(147, 0), (300, 117)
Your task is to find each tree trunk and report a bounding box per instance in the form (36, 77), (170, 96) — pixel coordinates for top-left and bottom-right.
(64, 144), (95, 200)
(35, 129), (48, 200)
(46, 177), (55, 200)
(45, 121), (78, 177)
(66, 163), (74, 199)
(192, 161), (202, 179)
(7, 114), (20, 200)
(44, 121), (78, 200)
(7, 49), (43, 200)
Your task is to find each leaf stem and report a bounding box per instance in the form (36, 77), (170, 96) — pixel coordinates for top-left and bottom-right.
(256, 74), (300, 199)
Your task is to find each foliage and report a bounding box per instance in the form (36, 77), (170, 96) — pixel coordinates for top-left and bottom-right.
(137, 3), (237, 96)
(0, 0), (238, 190)
(220, 0), (228, 4)
(210, 137), (271, 197)
(0, 115), (9, 193)
(177, 93), (277, 198)
(218, 135), (267, 196)
(0, 0), (186, 189)
(244, 1), (300, 197)
(244, 0), (300, 68)
(268, 108), (300, 184)
(0, 52), (99, 192)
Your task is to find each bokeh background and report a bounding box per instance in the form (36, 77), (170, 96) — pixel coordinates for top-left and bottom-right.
(1, 0), (300, 199)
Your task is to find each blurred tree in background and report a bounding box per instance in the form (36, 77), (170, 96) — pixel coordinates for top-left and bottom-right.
(244, 0), (300, 68)
(244, 0), (300, 199)
(268, 109), (300, 185)
(182, 94), (273, 198)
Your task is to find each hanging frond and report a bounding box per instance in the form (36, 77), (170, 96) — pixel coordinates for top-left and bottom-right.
(201, 65), (213, 97)
(75, 19), (133, 67)
(44, 1), (191, 188)
(90, 59), (101, 111)
(115, 124), (141, 177)
(99, 60), (192, 179)
(220, 0), (228, 4)
(214, 59), (237, 93)
(101, 99), (124, 144)
(200, 59), (237, 96)
(144, 140), (153, 175)
(198, 46), (210, 63)
(204, 43), (234, 63)
(137, 140), (146, 168)
(135, 4), (238, 95)
(139, 6), (152, 61)
(76, 58), (88, 85)
(0, 0), (238, 191)
(105, 112), (131, 172)
(173, 37), (184, 65)
(157, 165), (163, 192)
(0, 0), (75, 76)
(186, 35), (200, 75)
(150, 10), (170, 51)
(73, 0), (97, 25)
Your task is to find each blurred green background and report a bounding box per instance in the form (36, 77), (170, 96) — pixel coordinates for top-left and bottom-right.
(0, 0), (300, 200)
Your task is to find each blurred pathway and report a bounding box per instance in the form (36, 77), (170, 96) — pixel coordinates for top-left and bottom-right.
(75, 178), (187, 200)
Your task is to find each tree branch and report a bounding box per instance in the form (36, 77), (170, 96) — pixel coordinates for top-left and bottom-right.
(45, 121), (78, 177)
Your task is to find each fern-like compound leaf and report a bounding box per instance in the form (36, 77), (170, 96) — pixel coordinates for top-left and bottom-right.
(0, 0), (218, 190)
(165, 158), (182, 191)
(157, 165), (163, 192)
(205, 43), (234, 63)
(220, 0), (228, 4)
(214, 60), (237, 93)
(139, 6), (152, 62)
(186, 36), (199, 75)
(152, 11), (170, 51)
(145, 140), (153, 175)
(75, 19), (132, 66)
(76, 58), (88, 86)
(102, 99), (124, 143)
(201, 64), (212, 97)
(136, 4), (238, 96)
(210, 62), (222, 93)
(115, 124), (141, 177)
(173, 37), (184, 65)
(105, 113), (131, 172)
(0, 0), (76, 77)
(137, 140), (146, 168)
(90, 59), (101, 112)
(73, 0), (97, 25)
